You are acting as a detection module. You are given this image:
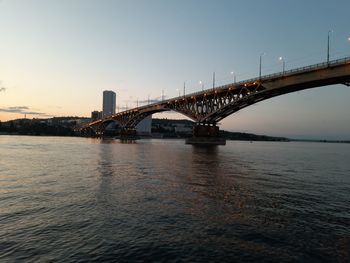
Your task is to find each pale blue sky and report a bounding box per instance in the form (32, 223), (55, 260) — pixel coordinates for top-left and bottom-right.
(0, 0), (350, 139)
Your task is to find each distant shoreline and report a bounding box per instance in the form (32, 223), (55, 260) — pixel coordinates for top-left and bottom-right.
(1, 117), (349, 143)
(289, 139), (350, 144)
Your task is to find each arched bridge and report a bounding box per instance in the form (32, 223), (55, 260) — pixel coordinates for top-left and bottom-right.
(81, 57), (350, 143)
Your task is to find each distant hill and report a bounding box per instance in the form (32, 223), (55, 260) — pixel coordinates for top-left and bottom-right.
(219, 130), (289, 142)
(151, 118), (289, 141)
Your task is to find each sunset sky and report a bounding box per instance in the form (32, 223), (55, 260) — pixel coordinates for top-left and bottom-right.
(0, 0), (350, 139)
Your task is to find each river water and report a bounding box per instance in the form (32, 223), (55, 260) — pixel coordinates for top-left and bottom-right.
(0, 136), (349, 262)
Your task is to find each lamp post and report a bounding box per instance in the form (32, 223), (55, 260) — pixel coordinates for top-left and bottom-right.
(279, 57), (285, 74)
(259, 53), (265, 79)
(230, 71), (236, 83)
(199, 81), (204, 91)
(327, 30), (333, 65)
(183, 82), (186, 97)
(212, 72), (215, 90)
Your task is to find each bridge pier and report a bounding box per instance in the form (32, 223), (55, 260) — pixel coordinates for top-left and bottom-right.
(185, 123), (226, 146)
(119, 128), (139, 142)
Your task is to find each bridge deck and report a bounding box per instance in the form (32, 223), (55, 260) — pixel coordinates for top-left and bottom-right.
(82, 56), (350, 132)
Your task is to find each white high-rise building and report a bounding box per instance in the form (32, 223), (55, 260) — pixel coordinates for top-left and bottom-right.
(103, 90), (116, 117)
(136, 115), (152, 136)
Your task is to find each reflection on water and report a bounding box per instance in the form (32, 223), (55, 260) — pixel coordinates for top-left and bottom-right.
(0, 136), (349, 262)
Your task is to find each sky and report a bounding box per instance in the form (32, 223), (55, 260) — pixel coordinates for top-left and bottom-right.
(0, 0), (350, 139)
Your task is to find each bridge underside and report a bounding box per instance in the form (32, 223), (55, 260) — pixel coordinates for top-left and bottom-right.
(80, 58), (350, 144)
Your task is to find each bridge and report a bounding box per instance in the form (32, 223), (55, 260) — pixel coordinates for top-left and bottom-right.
(80, 57), (350, 145)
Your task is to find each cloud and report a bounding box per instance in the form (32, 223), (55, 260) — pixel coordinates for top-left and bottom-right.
(0, 80), (7, 92)
(0, 106), (29, 113)
(7, 106), (29, 111)
(0, 106), (53, 117)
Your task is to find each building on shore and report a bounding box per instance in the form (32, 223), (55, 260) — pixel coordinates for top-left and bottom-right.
(136, 115), (152, 136)
(91, 111), (102, 121)
(151, 118), (193, 137)
(102, 90), (116, 117)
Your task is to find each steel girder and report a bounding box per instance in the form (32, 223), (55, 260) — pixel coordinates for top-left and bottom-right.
(167, 82), (266, 124)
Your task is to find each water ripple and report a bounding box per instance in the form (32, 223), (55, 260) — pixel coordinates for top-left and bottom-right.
(0, 137), (349, 262)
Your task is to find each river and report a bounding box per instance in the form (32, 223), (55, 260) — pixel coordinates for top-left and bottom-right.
(0, 136), (349, 262)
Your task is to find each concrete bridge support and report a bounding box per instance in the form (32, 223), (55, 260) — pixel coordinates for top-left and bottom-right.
(186, 123), (226, 145)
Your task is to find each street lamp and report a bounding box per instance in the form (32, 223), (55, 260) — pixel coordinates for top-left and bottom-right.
(199, 81), (204, 91)
(230, 71), (236, 83)
(279, 57), (285, 74)
(183, 82), (186, 97)
(176, 88), (180, 97)
(327, 30), (333, 65)
(212, 72), (215, 90)
(259, 52), (266, 79)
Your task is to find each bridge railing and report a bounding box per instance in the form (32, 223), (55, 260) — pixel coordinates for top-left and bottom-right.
(181, 56), (350, 99)
(260, 56), (350, 80)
